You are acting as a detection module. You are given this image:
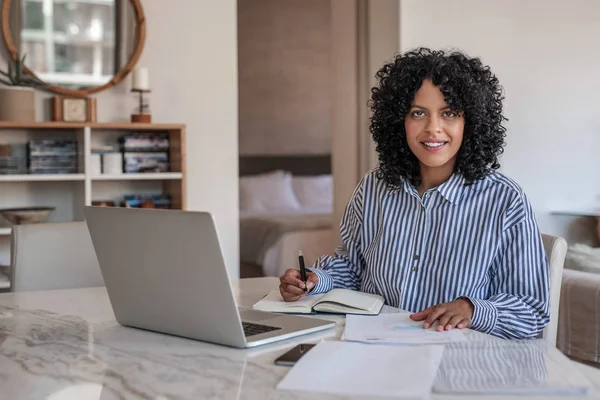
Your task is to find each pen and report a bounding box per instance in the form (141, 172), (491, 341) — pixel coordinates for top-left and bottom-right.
(298, 250), (307, 292)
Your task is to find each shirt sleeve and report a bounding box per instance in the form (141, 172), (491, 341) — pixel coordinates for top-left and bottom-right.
(307, 179), (365, 294)
(462, 193), (550, 339)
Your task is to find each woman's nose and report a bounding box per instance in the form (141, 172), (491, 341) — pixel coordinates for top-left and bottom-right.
(425, 115), (442, 133)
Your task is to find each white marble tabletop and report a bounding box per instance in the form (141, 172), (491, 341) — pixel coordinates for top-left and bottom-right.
(1, 277), (599, 400)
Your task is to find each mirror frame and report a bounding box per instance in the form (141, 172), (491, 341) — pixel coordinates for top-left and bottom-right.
(1, 0), (146, 97)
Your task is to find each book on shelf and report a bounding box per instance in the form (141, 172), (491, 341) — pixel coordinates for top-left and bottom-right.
(123, 152), (169, 173)
(119, 134), (171, 173)
(121, 194), (171, 209)
(119, 134), (169, 152)
(27, 139), (78, 174)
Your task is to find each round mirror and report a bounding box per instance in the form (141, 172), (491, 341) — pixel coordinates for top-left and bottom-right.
(1, 0), (145, 97)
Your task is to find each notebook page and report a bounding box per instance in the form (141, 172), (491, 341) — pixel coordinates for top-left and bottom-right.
(314, 288), (384, 314)
(277, 341), (444, 399)
(251, 290), (323, 313)
(344, 312), (467, 344)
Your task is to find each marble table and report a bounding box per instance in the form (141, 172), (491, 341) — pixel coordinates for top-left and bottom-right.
(1, 277), (599, 400)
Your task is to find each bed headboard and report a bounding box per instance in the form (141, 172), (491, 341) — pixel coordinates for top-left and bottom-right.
(239, 155), (331, 176)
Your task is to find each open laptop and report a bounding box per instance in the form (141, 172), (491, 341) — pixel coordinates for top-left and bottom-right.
(83, 206), (334, 348)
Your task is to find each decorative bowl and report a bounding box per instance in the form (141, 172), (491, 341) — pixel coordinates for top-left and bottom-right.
(0, 207), (55, 225)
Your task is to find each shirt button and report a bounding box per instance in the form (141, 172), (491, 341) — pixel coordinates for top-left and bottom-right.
(425, 193), (430, 198)
(412, 266), (418, 272)
(413, 255), (420, 260)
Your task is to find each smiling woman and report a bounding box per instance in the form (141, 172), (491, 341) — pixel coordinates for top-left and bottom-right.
(278, 47), (551, 340)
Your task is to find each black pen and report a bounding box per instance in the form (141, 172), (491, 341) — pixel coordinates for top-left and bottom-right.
(298, 250), (307, 292)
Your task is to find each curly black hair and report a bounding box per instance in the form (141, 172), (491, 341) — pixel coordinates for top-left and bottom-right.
(369, 47), (507, 188)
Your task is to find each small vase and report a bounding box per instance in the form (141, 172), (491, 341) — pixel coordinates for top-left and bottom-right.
(0, 86), (35, 121)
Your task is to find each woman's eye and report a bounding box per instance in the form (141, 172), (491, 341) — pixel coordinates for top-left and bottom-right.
(442, 111), (458, 118)
(411, 110), (425, 117)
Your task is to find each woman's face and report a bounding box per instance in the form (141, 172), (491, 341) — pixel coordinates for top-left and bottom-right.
(404, 79), (465, 172)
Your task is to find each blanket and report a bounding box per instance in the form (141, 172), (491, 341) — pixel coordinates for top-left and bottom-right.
(240, 213), (332, 265)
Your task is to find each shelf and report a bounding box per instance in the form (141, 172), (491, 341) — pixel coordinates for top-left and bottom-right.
(0, 122), (185, 130)
(92, 173), (183, 181)
(0, 228), (11, 236)
(0, 174), (85, 182)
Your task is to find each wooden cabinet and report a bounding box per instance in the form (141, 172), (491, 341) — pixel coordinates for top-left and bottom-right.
(0, 121), (186, 271)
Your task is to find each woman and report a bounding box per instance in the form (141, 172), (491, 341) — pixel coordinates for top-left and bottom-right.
(279, 47), (550, 340)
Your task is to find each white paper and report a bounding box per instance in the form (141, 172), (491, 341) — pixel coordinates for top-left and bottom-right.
(343, 312), (467, 344)
(433, 340), (593, 396)
(277, 341), (444, 399)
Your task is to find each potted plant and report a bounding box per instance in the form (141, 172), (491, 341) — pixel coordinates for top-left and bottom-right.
(0, 52), (47, 122)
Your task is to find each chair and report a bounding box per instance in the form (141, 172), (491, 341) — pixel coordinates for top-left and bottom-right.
(10, 221), (104, 292)
(541, 233), (568, 346)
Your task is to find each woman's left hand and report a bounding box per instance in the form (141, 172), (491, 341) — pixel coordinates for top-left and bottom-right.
(409, 298), (474, 331)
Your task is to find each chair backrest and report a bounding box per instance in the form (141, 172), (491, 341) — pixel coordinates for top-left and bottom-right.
(10, 221), (104, 292)
(541, 233), (568, 346)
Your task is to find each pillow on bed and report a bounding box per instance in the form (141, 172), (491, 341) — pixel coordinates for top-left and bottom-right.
(239, 170), (302, 213)
(292, 175), (333, 210)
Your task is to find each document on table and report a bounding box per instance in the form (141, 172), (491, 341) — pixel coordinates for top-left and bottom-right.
(277, 341), (444, 399)
(343, 312), (467, 344)
(433, 340), (593, 396)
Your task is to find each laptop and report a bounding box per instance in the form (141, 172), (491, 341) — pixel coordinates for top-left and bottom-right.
(83, 206), (335, 348)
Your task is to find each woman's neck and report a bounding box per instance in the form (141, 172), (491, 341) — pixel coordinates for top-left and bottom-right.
(416, 163), (455, 196)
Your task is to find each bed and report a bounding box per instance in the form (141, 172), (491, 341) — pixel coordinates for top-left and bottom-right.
(239, 155), (334, 278)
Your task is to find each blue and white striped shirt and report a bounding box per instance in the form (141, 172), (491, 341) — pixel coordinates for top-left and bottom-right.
(308, 170), (550, 339)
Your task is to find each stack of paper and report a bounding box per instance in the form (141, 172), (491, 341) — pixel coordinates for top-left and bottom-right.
(277, 341), (444, 399)
(343, 312), (467, 344)
(433, 340), (593, 396)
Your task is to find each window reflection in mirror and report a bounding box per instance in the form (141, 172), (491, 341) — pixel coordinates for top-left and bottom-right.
(15, 0), (135, 90)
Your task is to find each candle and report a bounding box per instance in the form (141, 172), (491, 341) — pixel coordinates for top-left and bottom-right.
(132, 67), (149, 90)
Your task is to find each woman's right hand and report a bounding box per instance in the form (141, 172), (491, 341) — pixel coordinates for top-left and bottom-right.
(279, 268), (319, 302)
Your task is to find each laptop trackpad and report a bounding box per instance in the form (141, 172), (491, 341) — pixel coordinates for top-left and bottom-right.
(239, 309), (280, 322)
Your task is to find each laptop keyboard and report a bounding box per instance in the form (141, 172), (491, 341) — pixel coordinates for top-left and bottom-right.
(242, 321), (282, 337)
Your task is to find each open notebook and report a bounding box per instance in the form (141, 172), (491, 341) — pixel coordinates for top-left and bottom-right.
(252, 289), (384, 315)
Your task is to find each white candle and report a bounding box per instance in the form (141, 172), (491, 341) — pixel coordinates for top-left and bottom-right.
(132, 67), (149, 90)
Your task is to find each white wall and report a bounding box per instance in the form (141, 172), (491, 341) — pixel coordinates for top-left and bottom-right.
(400, 0), (600, 244)
(0, 0), (240, 277)
(139, 0), (239, 277)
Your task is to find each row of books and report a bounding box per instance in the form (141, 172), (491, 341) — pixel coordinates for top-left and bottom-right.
(120, 134), (170, 173)
(6, 133), (172, 175)
(27, 139), (77, 174)
(93, 194), (171, 209)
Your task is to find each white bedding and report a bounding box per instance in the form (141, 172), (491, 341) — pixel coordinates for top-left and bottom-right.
(239, 170), (334, 277)
(261, 228), (333, 277)
(239, 211), (333, 275)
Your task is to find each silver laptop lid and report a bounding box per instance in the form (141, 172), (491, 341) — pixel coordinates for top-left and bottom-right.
(83, 206), (247, 348)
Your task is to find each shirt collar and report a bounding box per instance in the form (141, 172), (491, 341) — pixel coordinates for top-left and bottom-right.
(401, 173), (469, 206)
(436, 173), (468, 205)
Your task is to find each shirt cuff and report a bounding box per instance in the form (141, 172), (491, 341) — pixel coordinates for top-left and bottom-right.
(306, 267), (334, 295)
(463, 297), (498, 334)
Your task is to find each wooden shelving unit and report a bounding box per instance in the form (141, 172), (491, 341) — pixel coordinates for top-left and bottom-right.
(0, 121), (187, 271)
(0, 173), (86, 181)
